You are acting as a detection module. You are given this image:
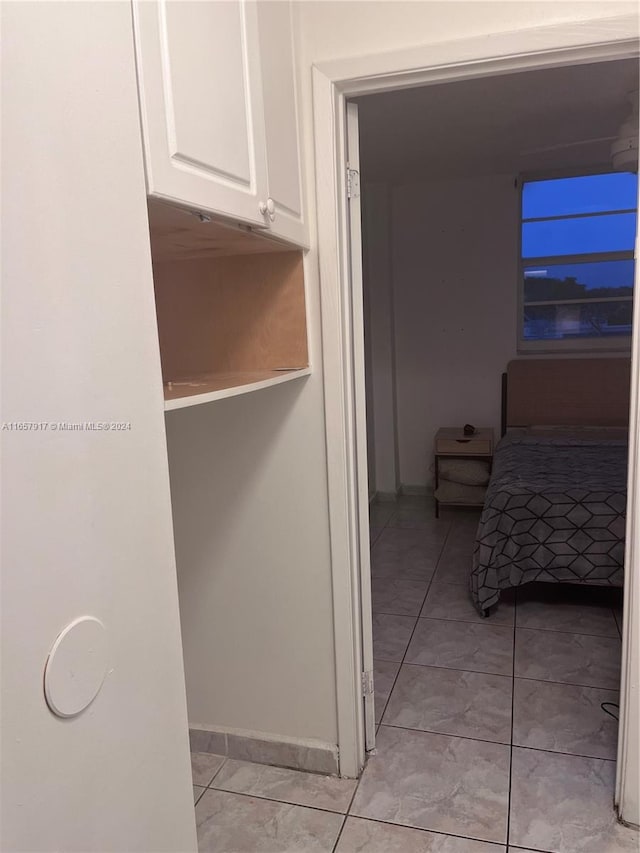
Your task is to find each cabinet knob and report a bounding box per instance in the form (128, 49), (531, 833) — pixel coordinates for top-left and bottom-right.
(259, 198), (276, 222)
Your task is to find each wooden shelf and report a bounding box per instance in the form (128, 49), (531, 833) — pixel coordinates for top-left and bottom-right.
(148, 200), (309, 406)
(164, 368), (311, 411)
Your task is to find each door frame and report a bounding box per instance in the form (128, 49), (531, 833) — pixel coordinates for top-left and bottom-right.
(313, 13), (640, 816)
(345, 100), (376, 753)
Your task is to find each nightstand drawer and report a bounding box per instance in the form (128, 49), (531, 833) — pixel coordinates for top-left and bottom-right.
(436, 437), (492, 455)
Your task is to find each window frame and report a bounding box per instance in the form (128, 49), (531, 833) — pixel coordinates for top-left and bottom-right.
(517, 169), (636, 354)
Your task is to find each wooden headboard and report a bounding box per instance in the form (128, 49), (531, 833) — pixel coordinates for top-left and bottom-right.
(501, 358), (631, 434)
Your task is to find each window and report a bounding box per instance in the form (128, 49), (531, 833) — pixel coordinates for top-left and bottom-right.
(520, 172), (638, 351)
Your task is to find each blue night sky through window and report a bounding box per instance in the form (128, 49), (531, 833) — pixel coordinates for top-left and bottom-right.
(524, 259), (634, 291)
(523, 173), (638, 218)
(522, 173), (638, 260)
(521, 173), (637, 344)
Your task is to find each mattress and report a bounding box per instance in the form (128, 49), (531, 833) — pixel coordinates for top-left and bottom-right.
(470, 429), (628, 614)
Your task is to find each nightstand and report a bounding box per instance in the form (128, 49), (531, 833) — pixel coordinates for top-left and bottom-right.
(433, 427), (494, 517)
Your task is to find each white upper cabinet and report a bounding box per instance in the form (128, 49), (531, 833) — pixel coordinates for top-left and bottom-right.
(133, 1), (307, 246)
(133, 1), (268, 227)
(256, 0), (307, 246)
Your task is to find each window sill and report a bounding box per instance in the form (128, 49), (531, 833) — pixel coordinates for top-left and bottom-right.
(518, 336), (633, 355)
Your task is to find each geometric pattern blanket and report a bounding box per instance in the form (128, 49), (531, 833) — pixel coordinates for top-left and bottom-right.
(470, 431), (627, 615)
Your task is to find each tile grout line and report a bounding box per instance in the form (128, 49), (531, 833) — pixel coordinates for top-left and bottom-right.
(370, 657), (619, 691)
(191, 754), (228, 798)
(513, 673), (621, 691)
(505, 585), (518, 849)
(332, 763), (366, 852)
(510, 743), (618, 764)
(376, 721), (510, 749)
(205, 755), (228, 788)
(368, 499), (399, 548)
(374, 609), (513, 627)
(511, 622), (622, 641)
(376, 723), (618, 762)
(403, 609), (620, 640)
(372, 510), (482, 725)
(375, 515), (454, 727)
(373, 606), (620, 640)
(372, 656), (511, 677)
(370, 495), (434, 726)
(193, 786), (207, 807)
(370, 498), (398, 539)
(354, 546), (519, 853)
(612, 605), (623, 640)
(199, 783), (356, 819)
(384, 660), (513, 680)
(377, 507), (509, 724)
(336, 810), (511, 849)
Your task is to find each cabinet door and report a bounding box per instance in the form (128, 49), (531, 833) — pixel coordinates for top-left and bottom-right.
(133, 0), (268, 227)
(256, 1), (308, 247)
(2, 3), (196, 850)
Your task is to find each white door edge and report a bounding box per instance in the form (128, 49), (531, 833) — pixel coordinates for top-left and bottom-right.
(346, 101), (376, 753)
(616, 209), (640, 829)
(313, 66), (365, 779)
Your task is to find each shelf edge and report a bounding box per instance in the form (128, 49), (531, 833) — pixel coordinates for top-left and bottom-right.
(163, 368), (311, 412)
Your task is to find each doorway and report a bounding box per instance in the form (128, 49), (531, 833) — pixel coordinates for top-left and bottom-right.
(313, 19), (640, 836)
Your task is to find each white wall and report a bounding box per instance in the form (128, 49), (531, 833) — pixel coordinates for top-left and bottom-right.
(1, 4), (195, 850)
(165, 375), (337, 745)
(298, 1), (637, 64)
(362, 183), (400, 496)
(361, 175), (519, 491)
(392, 174), (519, 487)
(362, 185), (544, 490)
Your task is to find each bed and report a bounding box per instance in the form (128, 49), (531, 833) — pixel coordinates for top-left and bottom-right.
(470, 357), (631, 616)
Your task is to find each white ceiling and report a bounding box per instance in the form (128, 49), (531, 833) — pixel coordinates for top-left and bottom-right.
(356, 58), (639, 182)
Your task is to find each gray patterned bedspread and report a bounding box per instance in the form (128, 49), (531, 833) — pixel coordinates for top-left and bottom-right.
(471, 431), (627, 614)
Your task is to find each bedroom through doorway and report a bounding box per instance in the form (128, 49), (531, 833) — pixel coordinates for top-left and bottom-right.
(350, 55), (639, 850)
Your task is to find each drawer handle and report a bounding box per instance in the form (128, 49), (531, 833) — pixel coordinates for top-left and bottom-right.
(455, 439), (471, 443)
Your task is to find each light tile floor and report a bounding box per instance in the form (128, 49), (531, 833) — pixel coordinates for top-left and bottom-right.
(192, 496), (638, 853)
